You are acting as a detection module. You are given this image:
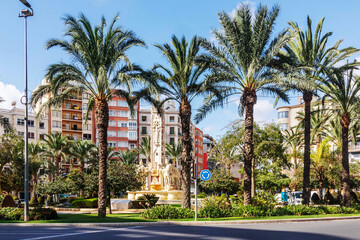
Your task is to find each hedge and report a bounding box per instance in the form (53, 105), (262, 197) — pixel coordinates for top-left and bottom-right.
(0, 207), (58, 221)
(71, 198), (98, 208)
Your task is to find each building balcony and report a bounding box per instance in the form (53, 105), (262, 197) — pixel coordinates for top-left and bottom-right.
(62, 127), (82, 132)
(349, 145), (360, 152)
(63, 116), (83, 121)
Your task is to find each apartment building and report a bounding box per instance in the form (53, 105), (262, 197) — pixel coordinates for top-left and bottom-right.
(0, 105), (48, 142)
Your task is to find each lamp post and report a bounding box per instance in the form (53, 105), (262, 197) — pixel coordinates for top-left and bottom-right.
(19, 0), (33, 222)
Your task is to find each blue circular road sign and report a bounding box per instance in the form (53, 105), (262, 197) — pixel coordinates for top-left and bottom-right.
(200, 170), (211, 181)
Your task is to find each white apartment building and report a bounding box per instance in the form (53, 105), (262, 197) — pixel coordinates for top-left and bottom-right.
(0, 105), (48, 142)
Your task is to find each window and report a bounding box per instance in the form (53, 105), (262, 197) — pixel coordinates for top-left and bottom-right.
(39, 134), (45, 140)
(82, 93), (90, 99)
(141, 127), (147, 135)
(109, 120), (117, 127)
(83, 113), (91, 120)
(18, 131), (24, 137)
(178, 117), (180, 123)
(82, 103), (88, 110)
(279, 123), (288, 130)
(83, 134), (91, 140)
(129, 122), (137, 130)
(51, 110), (61, 118)
(129, 143), (136, 149)
(118, 111), (128, 117)
(3, 118), (9, 124)
(83, 123), (92, 131)
(28, 132), (35, 139)
(108, 131), (117, 137)
(109, 100), (116, 106)
(142, 116), (147, 122)
(118, 101), (128, 107)
(118, 131), (128, 137)
(129, 131), (137, 140)
(170, 137), (175, 145)
(52, 120), (61, 128)
(170, 127), (175, 135)
(109, 110), (117, 116)
(169, 116), (175, 122)
(17, 119), (25, 126)
(107, 142), (117, 148)
(73, 134), (79, 140)
(118, 141), (128, 148)
(178, 128), (181, 136)
(39, 122), (45, 129)
(119, 121), (127, 128)
(278, 111), (289, 119)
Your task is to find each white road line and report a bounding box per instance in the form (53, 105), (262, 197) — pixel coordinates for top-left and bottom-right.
(20, 226), (145, 240)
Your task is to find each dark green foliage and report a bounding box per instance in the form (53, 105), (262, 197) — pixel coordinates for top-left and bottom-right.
(72, 198), (98, 208)
(200, 168), (240, 195)
(137, 194), (159, 208)
(37, 196), (44, 205)
(142, 205), (194, 219)
(0, 207), (58, 221)
(1, 195), (16, 208)
(311, 192), (321, 204)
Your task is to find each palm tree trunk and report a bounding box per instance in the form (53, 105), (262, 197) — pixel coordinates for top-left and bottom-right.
(179, 98), (192, 208)
(95, 100), (109, 218)
(251, 158), (256, 197)
(242, 91), (256, 205)
(341, 116), (351, 207)
(302, 92), (312, 205)
(54, 156), (60, 180)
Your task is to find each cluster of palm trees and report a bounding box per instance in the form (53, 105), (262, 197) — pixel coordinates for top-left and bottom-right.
(30, 3), (360, 217)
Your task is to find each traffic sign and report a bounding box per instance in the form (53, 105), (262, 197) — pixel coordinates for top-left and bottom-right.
(200, 170), (211, 181)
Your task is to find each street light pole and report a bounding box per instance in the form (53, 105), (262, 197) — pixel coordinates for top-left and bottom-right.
(19, 0), (33, 222)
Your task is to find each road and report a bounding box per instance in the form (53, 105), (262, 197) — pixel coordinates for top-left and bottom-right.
(1, 219), (360, 240)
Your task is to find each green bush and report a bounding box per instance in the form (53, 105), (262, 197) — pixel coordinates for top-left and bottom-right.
(311, 192), (321, 205)
(251, 192), (277, 208)
(137, 194), (159, 208)
(72, 198), (98, 208)
(59, 198), (68, 204)
(142, 205), (194, 219)
(0, 207), (58, 221)
(199, 206), (231, 218)
(30, 207), (58, 220)
(0, 208), (24, 220)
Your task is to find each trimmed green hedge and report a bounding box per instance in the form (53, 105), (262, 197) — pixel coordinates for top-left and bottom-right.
(0, 207), (58, 221)
(142, 205), (194, 219)
(71, 198), (98, 208)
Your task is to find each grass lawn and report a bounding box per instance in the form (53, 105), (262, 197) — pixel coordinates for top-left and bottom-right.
(1, 213), (360, 224)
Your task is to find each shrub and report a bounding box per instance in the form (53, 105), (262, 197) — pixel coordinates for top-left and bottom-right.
(251, 192), (277, 208)
(232, 205), (272, 217)
(29, 196), (38, 207)
(324, 191), (340, 204)
(137, 194), (159, 208)
(311, 192), (321, 205)
(30, 207), (58, 220)
(72, 198), (98, 208)
(59, 198), (68, 204)
(199, 206), (231, 218)
(0, 207), (24, 220)
(203, 195), (231, 210)
(142, 205), (194, 219)
(0, 207), (58, 221)
(351, 191), (359, 203)
(1, 195), (16, 208)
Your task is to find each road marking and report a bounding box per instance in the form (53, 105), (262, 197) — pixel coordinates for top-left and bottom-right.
(21, 226), (145, 240)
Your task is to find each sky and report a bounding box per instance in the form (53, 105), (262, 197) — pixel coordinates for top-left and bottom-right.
(0, 0), (360, 139)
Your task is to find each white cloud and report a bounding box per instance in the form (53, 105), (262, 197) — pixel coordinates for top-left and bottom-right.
(254, 99), (275, 123)
(0, 81), (24, 109)
(230, 1), (256, 19)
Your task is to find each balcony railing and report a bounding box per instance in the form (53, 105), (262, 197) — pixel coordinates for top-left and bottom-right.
(63, 115), (83, 121)
(349, 145), (360, 151)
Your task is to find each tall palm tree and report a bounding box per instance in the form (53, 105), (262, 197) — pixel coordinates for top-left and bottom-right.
(116, 149), (138, 165)
(275, 16), (358, 204)
(194, 4), (291, 205)
(282, 125), (303, 172)
(68, 140), (97, 172)
(0, 98), (10, 132)
(28, 142), (45, 196)
(137, 136), (151, 165)
(165, 142), (182, 167)
(41, 133), (69, 180)
(31, 14), (145, 217)
(319, 66), (360, 207)
(149, 35), (224, 208)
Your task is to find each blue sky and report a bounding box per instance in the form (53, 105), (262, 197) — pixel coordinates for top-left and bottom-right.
(0, 0), (359, 138)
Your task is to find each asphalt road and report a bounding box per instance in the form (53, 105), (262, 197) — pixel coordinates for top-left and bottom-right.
(1, 219), (360, 240)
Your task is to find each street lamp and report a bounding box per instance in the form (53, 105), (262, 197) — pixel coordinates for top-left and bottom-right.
(19, 0), (33, 222)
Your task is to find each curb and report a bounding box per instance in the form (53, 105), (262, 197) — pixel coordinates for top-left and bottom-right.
(1, 215), (360, 227)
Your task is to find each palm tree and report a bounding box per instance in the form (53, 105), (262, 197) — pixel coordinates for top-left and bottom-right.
(116, 149), (138, 165)
(28, 142), (45, 196)
(31, 14), (145, 218)
(41, 133), (69, 180)
(68, 140), (97, 172)
(319, 66), (360, 207)
(194, 4), (291, 205)
(165, 142), (182, 167)
(137, 136), (151, 165)
(0, 98), (10, 132)
(274, 16), (358, 204)
(149, 35), (224, 208)
(282, 125), (303, 172)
